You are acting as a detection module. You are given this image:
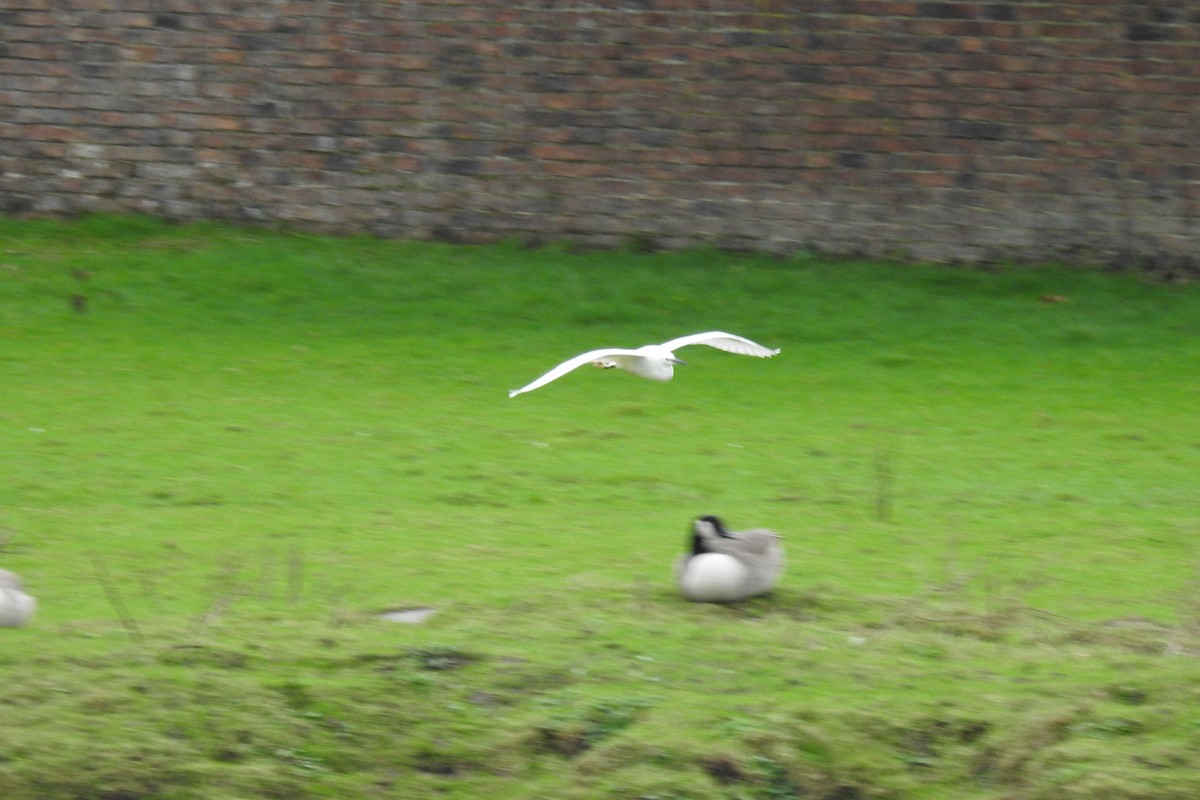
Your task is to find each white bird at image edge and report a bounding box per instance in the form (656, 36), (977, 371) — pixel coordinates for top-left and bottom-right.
(508, 331), (780, 397)
(0, 568), (35, 628)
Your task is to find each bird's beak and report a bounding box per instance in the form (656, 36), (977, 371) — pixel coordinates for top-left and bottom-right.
(670, 357), (687, 365)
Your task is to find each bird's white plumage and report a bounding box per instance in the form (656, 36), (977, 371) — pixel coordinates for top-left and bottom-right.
(675, 516), (784, 603)
(0, 569), (22, 592)
(676, 553), (751, 603)
(657, 331), (781, 358)
(507, 347), (644, 398)
(0, 569), (35, 628)
(508, 331), (779, 397)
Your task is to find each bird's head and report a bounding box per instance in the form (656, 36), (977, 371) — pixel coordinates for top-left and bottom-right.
(662, 345), (691, 367)
(639, 344), (686, 366)
(690, 515), (731, 553)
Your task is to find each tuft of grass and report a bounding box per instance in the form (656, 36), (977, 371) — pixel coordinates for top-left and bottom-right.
(1, 214), (1199, 798)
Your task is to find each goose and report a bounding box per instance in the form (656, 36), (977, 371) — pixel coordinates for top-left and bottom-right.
(508, 331), (780, 397)
(0, 568), (36, 628)
(675, 515), (784, 603)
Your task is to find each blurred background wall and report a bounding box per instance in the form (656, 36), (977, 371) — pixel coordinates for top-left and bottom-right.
(1, 1), (1196, 265)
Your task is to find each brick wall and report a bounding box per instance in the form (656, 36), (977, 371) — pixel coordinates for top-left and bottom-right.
(1, 1), (1196, 265)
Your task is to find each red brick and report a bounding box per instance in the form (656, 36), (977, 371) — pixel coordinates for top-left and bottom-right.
(0, 0), (1195, 264)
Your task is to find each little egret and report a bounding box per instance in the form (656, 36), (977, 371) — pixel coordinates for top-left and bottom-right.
(675, 515), (784, 603)
(508, 331), (779, 397)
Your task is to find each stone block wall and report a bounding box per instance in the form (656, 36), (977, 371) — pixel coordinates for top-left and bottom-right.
(1, 1), (1197, 264)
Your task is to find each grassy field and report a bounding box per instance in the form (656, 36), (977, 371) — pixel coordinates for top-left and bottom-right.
(1, 214), (1199, 799)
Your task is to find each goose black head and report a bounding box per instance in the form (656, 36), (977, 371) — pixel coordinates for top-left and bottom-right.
(690, 515), (732, 554)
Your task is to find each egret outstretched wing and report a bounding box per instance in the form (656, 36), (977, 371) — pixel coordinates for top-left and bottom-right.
(658, 331), (780, 358)
(509, 347), (642, 398)
(508, 331), (779, 397)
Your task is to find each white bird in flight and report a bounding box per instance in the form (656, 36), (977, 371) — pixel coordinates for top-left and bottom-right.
(508, 331), (780, 397)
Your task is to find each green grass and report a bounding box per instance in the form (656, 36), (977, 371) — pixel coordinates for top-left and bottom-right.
(1, 214), (1199, 799)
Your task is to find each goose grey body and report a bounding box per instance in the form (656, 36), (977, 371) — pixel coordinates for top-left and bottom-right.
(508, 331), (780, 397)
(675, 516), (784, 603)
(0, 569), (35, 628)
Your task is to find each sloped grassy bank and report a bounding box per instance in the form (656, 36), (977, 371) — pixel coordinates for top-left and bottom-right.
(1, 215), (1198, 798)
